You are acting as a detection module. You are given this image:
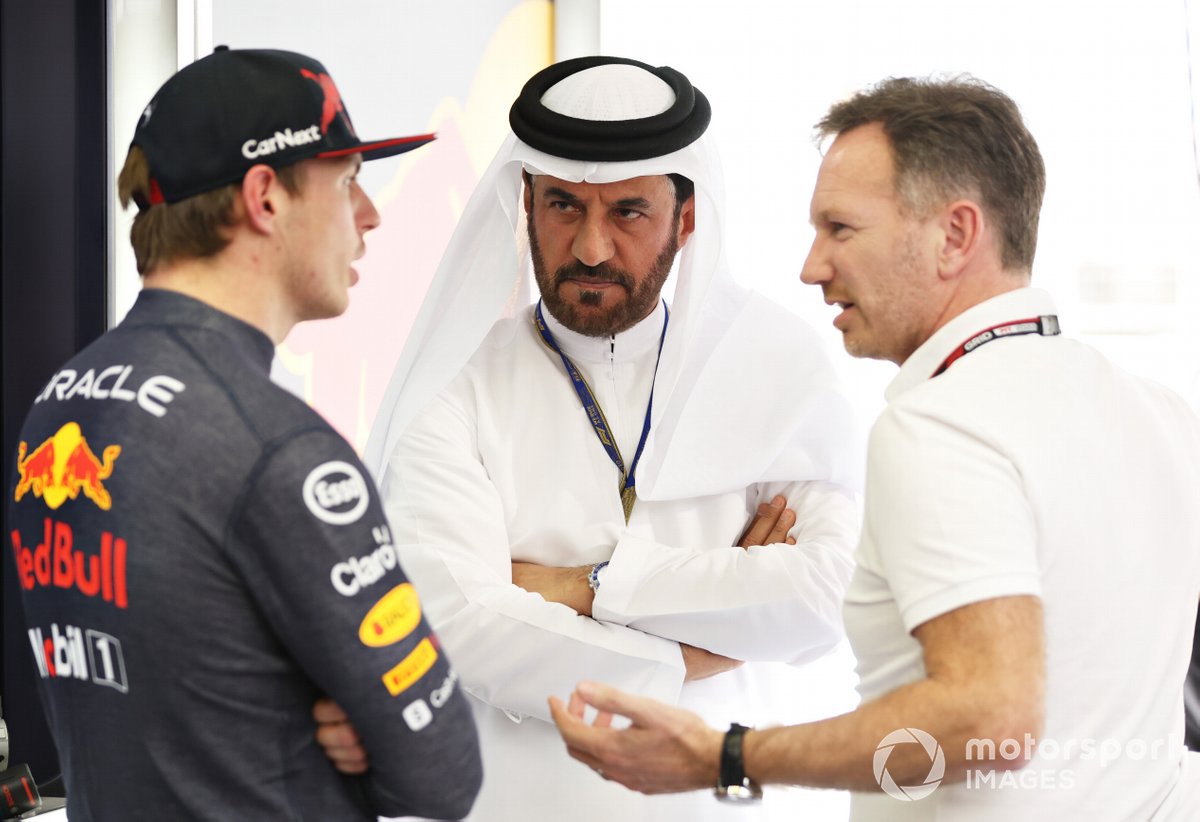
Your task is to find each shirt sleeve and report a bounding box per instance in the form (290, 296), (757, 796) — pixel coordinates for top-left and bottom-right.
(864, 402), (1042, 634)
(381, 393), (686, 724)
(591, 479), (858, 664)
(226, 426), (482, 820)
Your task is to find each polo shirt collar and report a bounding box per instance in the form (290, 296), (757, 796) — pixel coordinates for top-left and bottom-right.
(886, 287), (1057, 402)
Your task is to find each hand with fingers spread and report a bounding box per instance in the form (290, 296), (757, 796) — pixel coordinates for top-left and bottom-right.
(738, 494), (797, 548)
(548, 681), (722, 795)
(313, 698), (369, 775)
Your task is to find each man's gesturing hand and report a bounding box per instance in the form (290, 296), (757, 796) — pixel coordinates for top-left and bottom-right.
(739, 495), (797, 548)
(549, 680), (723, 795)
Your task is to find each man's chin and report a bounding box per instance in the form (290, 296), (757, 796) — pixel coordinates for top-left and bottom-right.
(544, 299), (624, 337)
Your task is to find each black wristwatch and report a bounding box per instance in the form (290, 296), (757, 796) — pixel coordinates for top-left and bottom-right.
(714, 722), (763, 802)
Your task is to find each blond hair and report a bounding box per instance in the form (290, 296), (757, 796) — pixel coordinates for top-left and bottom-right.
(117, 145), (302, 275)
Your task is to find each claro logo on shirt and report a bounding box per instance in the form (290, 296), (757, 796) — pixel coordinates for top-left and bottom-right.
(331, 526), (397, 597)
(358, 583), (421, 647)
(302, 461), (368, 525)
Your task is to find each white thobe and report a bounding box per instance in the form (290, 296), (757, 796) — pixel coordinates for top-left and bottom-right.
(381, 301), (860, 821)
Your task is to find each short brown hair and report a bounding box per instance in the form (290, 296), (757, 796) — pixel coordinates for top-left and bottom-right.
(117, 146), (303, 275)
(816, 76), (1045, 271)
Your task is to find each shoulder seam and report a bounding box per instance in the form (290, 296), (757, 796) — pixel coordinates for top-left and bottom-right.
(221, 424), (342, 561)
(162, 324), (269, 441)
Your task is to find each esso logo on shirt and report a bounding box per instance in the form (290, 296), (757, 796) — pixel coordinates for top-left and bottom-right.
(302, 461), (369, 526)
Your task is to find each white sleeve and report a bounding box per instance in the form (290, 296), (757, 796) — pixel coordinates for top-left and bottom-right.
(865, 403), (1041, 633)
(381, 392), (684, 723)
(591, 480), (858, 664)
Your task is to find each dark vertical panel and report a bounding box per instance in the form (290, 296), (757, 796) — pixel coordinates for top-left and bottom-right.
(2, 0), (109, 788)
(75, 0), (111, 348)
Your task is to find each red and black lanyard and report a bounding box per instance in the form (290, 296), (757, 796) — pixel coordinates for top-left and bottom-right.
(931, 315), (1060, 378)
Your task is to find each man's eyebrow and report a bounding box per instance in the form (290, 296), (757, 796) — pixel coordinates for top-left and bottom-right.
(542, 186), (580, 202)
(539, 188), (654, 211)
(614, 197), (653, 210)
(811, 207), (846, 226)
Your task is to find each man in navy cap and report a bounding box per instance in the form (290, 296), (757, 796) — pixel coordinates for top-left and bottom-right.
(7, 47), (480, 820)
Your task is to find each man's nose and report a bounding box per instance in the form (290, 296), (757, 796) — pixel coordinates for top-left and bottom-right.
(800, 236), (832, 286)
(571, 215), (615, 268)
(355, 182), (382, 234)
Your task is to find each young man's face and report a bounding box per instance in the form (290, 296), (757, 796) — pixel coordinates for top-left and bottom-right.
(801, 123), (941, 366)
(524, 173), (695, 337)
(280, 154), (381, 322)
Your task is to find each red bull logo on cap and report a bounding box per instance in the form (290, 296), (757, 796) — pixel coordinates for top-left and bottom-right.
(14, 422), (121, 511)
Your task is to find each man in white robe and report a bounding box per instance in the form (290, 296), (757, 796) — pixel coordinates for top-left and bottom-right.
(324, 56), (863, 821)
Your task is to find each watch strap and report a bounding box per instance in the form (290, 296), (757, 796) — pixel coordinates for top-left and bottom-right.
(715, 722), (762, 801)
(587, 560), (609, 592)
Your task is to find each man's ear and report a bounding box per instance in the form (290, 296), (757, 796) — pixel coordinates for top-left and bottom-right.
(241, 164), (286, 235)
(522, 170), (534, 217)
(676, 195), (696, 248)
(936, 199), (984, 281)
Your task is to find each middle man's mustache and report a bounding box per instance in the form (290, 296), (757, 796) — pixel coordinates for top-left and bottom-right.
(555, 263), (633, 289)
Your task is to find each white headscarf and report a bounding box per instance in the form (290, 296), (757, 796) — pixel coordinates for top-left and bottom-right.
(365, 60), (860, 499)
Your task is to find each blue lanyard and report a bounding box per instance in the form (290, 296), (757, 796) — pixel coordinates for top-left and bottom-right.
(534, 301), (669, 523)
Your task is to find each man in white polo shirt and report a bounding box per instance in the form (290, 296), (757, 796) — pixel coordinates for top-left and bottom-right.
(551, 75), (1200, 821)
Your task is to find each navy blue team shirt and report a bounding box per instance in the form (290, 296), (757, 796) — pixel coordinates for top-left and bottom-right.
(8, 288), (481, 820)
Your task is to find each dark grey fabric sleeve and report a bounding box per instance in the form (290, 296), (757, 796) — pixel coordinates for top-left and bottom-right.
(226, 426), (482, 819)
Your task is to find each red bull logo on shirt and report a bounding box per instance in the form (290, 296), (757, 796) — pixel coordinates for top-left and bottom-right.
(11, 518), (129, 608)
(14, 422), (121, 511)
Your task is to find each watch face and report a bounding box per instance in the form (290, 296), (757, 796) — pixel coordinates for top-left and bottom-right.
(714, 783), (763, 803)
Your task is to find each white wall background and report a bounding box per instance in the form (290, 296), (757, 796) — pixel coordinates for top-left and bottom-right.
(591, 0), (1200, 421)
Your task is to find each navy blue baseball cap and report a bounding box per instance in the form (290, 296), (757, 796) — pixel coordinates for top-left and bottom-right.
(131, 46), (434, 207)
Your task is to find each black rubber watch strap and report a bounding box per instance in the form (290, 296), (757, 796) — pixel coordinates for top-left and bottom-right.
(715, 722), (761, 801)
(720, 723), (750, 788)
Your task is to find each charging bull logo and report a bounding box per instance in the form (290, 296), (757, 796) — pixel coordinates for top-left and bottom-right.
(300, 69), (355, 137)
(14, 423), (121, 511)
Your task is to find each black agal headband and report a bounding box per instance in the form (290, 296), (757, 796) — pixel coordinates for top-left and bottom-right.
(509, 56), (711, 162)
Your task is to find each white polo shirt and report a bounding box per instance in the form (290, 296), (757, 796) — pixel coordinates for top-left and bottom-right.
(845, 288), (1200, 821)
